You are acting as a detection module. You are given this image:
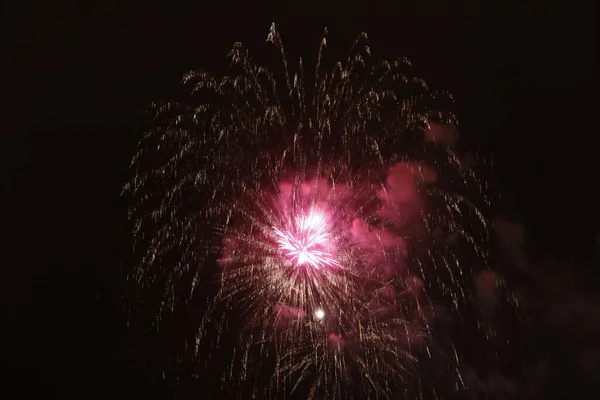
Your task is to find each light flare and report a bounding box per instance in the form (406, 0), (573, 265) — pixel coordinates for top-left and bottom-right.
(314, 308), (326, 320)
(273, 210), (341, 269)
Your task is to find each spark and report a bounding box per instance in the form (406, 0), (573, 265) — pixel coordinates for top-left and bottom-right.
(314, 308), (326, 320)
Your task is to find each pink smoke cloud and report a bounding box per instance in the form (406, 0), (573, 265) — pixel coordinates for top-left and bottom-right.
(300, 179), (332, 199)
(328, 332), (345, 349)
(425, 120), (459, 144)
(351, 219), (407, 252)
(273, 304), (306, 329)
(351, 218), (407, 277)
(279, 181), (293, 202)
(495, 218), (525, 250)
(273, 303), (306, 319)
(377, 285), (396, 301)
(474, 270), (504, 309)
(378, 162), (436, 224)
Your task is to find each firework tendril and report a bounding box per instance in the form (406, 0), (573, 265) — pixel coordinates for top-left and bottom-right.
(123, 23), (493, 399)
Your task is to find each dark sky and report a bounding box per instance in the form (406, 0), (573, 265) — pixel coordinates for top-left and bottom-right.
(3, 1), (597, 398)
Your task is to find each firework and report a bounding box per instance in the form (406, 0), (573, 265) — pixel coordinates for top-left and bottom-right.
(273, 208), (341, 269)
(123, 23), (490, 399)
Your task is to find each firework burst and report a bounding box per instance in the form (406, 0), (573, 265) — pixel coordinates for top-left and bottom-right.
(273, 208), (341, 269)
(123, 23), (491, 399)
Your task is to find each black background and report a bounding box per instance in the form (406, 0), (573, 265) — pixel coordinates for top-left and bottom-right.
(3, 1), (597, 398)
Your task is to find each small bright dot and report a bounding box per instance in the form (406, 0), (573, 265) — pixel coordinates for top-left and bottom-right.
(314, 308), (325, 320)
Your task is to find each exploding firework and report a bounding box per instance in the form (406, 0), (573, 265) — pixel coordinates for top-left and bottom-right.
(273, 208), (341, 269)
(123, 24), (491, 399)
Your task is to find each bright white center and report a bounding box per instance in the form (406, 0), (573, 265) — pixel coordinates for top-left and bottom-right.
(314, 308), (325, 320)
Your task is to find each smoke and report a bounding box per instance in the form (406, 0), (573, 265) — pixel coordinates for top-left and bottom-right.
(462, 217), (600, 398)
(425, 120), (459, 144)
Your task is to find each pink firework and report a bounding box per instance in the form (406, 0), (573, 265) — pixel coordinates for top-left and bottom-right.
(273, 210), (341, 269)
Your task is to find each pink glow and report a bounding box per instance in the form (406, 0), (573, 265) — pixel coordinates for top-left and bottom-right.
(273, 209), (340, 269)
(328, 332), (345, 349)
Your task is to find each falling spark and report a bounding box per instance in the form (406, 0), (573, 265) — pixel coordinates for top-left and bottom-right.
(315, 308), (326, 320)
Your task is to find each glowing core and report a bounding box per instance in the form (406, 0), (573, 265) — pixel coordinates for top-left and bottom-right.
(314, 308), (325, 320)
(273, 210), (340, 269)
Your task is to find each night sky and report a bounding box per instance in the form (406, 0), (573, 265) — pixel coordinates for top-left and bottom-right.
(4, 1), (597, 398)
